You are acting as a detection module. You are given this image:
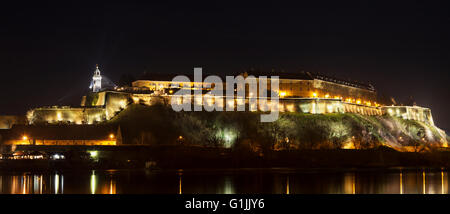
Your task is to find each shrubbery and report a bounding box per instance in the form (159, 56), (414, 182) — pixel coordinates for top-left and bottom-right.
(107, 104), (448, 152)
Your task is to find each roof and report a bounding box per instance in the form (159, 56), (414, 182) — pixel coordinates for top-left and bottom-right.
(1, 124), (118, 141)
(135, 70), (376, 91)
(137, 72), (198, 82)
(240, 70), (375, 91)
(137, 72), (229, 82)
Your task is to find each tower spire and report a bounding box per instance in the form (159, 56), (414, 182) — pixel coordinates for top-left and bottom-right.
(92, 65), (102, 92)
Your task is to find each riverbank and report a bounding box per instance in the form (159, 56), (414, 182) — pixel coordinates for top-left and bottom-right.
(1, 145), (450, 170)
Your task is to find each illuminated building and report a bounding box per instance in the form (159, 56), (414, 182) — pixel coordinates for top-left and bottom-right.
(1, 124), (121, 146)
(90, 65), (102, 93)
(23, 68), (435, 126)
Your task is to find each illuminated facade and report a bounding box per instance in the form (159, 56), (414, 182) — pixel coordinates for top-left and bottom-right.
(382, 106), (434, 125)
(24, 70), (433, 125)
(238, 71), (378, 107)
(132, 71), (378, 107)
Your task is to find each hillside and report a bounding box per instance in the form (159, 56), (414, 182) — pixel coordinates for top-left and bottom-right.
(107, 104), (448, 152)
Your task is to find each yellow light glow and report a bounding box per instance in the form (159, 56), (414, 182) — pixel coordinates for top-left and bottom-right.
(326, 105), (333, 113)
(22, 136), (28, 140)
(109, 134), (115, 139)
(325, 94), (330, 98)
(57, 112), (62, 121)
(342, 141), (355, 149)
(400, 172), (403, 194)
(169, 90), (173, 94)
(356, 100), (361, 104)
(443, 142), (448, 148)
(366, 102), (371, 106)
(279, 91), (286, 97)
(88, 151), (98, 158)
(312, 92), (317, 98)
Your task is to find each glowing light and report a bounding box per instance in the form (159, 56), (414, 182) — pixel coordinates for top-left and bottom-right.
(327, 105), (333, 113)
(356, 100), (361, 104)
(22, 136), (28, 141)
(119, 100), (127, 108)
(286, 104), (295, 112)
(279, 91), (286, 98)
(57, 112), (62, 121)
(176, 97), (182, 105)
(227, 100), (234, 108)
(88, 151), (99, 158)
(342, 141), (355, 149)
(312, 92), (317, 98)
(169, 90), (173, 94)
(109, 134), (115, 139)
(325, 94), (330, 98)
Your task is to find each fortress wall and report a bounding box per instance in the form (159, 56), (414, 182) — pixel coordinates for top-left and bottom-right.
(27, 107), (106, 125)
(133, 80), (211, 90)
(104, 92), (131, 120)
(343, 103), (382, 116)
(81, 92), (106, 107)
(277, 79), (314, 98)
(133, 78), (378, 107)
(382, 106), (434, 125)
(29, 93), (433, 125)
(159, 95), (380, 116)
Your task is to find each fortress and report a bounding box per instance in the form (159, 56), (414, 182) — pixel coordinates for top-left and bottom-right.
(0, 66), (441, 147)
(25, 66), (434, 126)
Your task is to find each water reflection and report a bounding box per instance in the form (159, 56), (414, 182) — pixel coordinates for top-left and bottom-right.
(400, 172), (403, 194)
(343, 173), (356, 194)
(0, 169), (448, 194)
(286, 176), (289, 194)
(178, 173), (182, 194)
(90, 171), (97, 194)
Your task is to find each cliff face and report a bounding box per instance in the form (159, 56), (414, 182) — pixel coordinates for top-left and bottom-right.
(108, 104), (448, 152)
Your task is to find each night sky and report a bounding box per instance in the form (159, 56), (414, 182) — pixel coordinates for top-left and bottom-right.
(0, 1), (449, 131)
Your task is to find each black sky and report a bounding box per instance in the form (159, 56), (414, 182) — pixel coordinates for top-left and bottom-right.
(0, 1), (449, 131)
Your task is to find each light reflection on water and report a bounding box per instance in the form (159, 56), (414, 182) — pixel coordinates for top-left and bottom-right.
(0, 169), (448, 194)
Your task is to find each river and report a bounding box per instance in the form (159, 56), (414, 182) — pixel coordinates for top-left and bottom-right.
(0, 168), (447, 194)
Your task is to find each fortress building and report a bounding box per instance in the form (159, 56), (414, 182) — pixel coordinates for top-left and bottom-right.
(90, 65), (102, 92)
(24, 67), (435, 127)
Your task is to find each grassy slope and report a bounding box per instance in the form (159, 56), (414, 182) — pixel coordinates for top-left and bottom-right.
(107, 104), (448, 151)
